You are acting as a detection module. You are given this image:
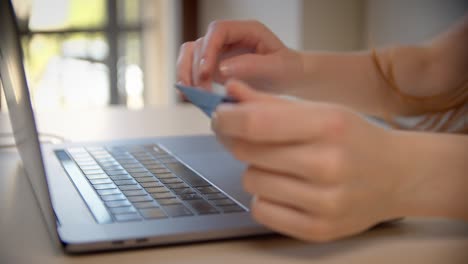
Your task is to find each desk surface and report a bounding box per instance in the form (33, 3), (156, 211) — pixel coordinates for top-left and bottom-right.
(1, 106), (468, 264)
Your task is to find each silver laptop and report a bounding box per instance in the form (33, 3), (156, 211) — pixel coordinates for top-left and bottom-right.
(0, 0), (269, 253)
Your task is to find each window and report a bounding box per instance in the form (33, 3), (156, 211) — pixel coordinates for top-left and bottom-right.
(11, 0), (152, 110)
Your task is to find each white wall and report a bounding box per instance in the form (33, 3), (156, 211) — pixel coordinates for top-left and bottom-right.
(302, 0), (365, 51)
(364, 0), (468, 47)
(198, 0), (303, 49)
(198, 0), (467, 51)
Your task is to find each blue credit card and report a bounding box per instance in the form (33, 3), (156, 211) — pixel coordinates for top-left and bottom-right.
(175, 84), (238, 117)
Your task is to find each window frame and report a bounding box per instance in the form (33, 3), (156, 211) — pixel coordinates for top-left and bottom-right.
(17, 0), (146, 105)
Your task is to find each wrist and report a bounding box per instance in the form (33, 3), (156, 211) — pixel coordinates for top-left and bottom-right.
(388, 130), (468, 220)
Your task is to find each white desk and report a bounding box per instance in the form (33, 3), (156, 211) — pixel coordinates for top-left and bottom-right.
(1, 105), (468, 264)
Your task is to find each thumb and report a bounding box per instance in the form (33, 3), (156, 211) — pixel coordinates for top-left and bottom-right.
(219, 54), (278, 81)
(224, 79), (280, 103)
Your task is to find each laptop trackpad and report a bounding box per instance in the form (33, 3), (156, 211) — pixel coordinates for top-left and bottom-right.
(175, 151), (251, 208)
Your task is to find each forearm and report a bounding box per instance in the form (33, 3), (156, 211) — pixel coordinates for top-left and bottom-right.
(296, 15), (468, 118)
(297, 51), (398, 117)
(390, 131), (468, 220)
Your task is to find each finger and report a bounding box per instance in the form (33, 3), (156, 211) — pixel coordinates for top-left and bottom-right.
(218, 53), (280, 81)
(199, 20), (284, 84)
(217, 136), (333, 184)
(252, 197), (330, 242)
(176, 42), (195, 85)
(223, 79), (278, 102)
(213, 84), (341, 142)
(192, 38), (207, 88)
(243, 166), (322, 213)
(192, 38), (214, 89)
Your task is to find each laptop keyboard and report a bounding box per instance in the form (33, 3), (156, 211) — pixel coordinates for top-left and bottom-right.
(65, 144), (245, 223)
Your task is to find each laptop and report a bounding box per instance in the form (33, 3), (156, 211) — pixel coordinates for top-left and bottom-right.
(0, 0), (270, 253)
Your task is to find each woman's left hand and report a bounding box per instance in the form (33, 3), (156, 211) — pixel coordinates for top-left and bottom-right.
(212, 80), (405, 242)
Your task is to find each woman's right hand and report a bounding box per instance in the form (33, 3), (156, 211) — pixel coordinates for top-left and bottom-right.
(176, 20), (304, 93)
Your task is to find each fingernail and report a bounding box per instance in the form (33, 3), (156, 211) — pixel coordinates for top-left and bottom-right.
(219, 63), (230, 76)
(216, 103), (235, 112)
(210, 111), (218, 132)
(199, 58), (208, 76)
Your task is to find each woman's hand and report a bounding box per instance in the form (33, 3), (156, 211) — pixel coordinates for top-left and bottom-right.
(212, 80), (406, 242)
(176, 20), (304, 93)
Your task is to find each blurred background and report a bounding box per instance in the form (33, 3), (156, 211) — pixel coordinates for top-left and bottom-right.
(1, 0), (467, 112)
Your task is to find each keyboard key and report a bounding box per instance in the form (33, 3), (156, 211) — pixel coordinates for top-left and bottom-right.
(109, 206), (137, 215)
(178, 193), (202, 200)
(145, 164), (166, 169)
(97, 189), (122, 196)
(218, 205), (245, 213)
(166, 182), (189, 189)
(99, 161), (120, 167)
(140, 181), (164, 188)
(130, 172), (152, 178)
(95, 157), (115, 163)
(74, 157), (95, 163)
(73, 158), (94, 164)
(156, 198), (182, 205)
(152, 172), (174, 179)
(128, 195), (153, 202)
(110, 175), (132, 181)
(101, 194), (126, 201)
(145, 186), (170, 193)
(139, 160), (161, 166)
(107, 170), (128, 176)
(82, 169), (105, 175)
(71, 153), (91, 159)
(114, 213), (142, 222)
(133, 201), (159, 209)
(80, 165), (102, 170)
(119, 185), (142, 191)
(86, 173), (109, 180)
(122, 164), (144, 169)
(136, 177), (158, 183)
(211, 199), (236, 206)
(151, 192), (175, 199)
(165, 163), (211, 187)
(149, 168), (171, 174)
(162, 204), (193, 217)
(138, 157), (158, 163)
(117, 159), (139, 165)
(126, 168), (148, 173)
(89, 178), (113, 185)
(94, 183), (117, 190)
(122, 190), (147, 196)
(139, 208), (167, 219)
(115, 157), (137, 162)
(160, 178), (183, 184)
(114, 179), (137, 186)
(204, 193), (228, 200)
(134, 156), (154, 162)
(196, 186), (220, 194)
(102, 165), (124, 171)
(104, 169), (128, 175)
(172, 188), (195, 195)
(186, 200), (219, 215)
(105, 200), (131, 208)
(132, 152), (151, 157)
(91, 151), (112, 159)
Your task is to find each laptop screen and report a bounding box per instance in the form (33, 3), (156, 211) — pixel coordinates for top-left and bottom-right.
(0, 0), (59, 243)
